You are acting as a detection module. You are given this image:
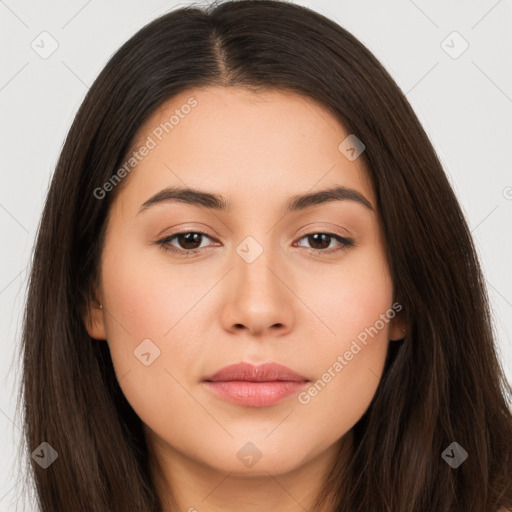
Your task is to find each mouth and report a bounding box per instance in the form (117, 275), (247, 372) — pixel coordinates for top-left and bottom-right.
(202, 362), (310, 408)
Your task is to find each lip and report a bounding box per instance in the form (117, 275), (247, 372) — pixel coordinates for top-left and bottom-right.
(203, 362), (310, 407)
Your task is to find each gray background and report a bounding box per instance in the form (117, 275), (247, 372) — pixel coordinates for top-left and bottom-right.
(1, 0), (511, 510)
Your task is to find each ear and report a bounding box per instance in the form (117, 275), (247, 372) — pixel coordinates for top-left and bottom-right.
(83, 287), (107, 340)
(388, 308), (407, 342)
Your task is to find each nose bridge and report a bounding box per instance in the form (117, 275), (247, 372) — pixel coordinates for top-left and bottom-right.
(234, 233), (282, 300)
(221, 232), (294, 335)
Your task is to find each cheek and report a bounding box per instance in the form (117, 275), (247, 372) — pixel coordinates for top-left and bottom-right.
(99, 238), (207, 415)
(101, 229), (214, 348)
(294, 337), (389, 457)
(308, 247), (394, 344)
(294, 249), (393, 434)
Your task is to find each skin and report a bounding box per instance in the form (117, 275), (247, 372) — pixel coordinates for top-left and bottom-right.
(85, 86), (406, 512)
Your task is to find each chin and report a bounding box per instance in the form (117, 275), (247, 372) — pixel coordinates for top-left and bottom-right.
(200, 440), (314, 476)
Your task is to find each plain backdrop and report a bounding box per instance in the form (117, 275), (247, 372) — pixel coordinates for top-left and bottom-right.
(1, 0), (511, 510)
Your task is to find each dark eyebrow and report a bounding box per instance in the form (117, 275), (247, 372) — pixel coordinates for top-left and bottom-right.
(138, 186), (230, 213)
(285, 185), (374, 213)
(138, 185), (374, 214)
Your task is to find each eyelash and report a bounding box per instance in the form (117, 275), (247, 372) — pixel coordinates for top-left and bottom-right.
(155, 230), (355, 257)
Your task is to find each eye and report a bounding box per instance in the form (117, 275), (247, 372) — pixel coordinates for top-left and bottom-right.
(156, 230), (217, 257)
(156, 230), (354, 257)
(294, 232), (354, 255)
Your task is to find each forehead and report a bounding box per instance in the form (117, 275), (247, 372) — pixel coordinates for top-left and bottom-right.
(114, 85), (375, 212)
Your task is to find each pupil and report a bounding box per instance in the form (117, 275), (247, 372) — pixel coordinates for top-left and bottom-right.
(179, 233), (201, 250)
(310, 233), (330, 249)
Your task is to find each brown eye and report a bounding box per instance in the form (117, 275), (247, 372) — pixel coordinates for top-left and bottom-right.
(296, 232), (354, 254)
(174, 232), (205, 250)
(156, 230), (354, 258)
(157, 231), (216, 256)
(303, 233), (331, 250)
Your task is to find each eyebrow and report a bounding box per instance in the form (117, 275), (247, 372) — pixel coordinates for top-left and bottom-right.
(138, 184), (374, 215)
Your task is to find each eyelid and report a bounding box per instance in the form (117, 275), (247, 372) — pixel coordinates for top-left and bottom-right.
(156, 223), (351, 244)
(295, 221), (353, 238)
(155, 223), (219, 239)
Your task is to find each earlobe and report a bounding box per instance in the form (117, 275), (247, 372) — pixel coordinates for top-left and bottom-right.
(389, 315), (407, 342)
(83, 298), (107, 340)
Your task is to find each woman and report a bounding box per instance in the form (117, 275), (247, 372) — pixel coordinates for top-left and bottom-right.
(19, 0), (512, 510)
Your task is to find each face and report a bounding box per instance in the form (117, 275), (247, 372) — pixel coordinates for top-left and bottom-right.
(85, 86), (405, 478)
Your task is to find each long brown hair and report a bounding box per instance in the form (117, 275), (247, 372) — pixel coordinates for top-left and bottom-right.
(17, 0), (512, 510)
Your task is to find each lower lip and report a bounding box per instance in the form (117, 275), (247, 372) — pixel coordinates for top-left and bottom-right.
(203, 380), (309, 407)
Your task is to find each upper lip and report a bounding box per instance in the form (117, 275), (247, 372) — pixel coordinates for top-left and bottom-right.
(203, 362), (309, 382)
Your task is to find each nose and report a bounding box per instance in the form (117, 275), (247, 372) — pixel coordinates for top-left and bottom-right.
(220, 242), (295, 338)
